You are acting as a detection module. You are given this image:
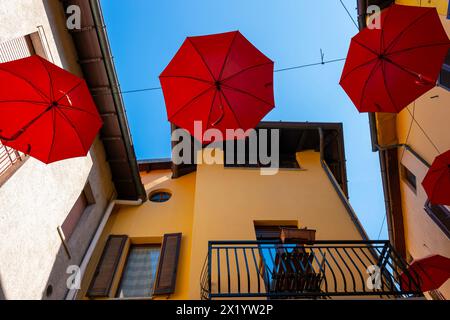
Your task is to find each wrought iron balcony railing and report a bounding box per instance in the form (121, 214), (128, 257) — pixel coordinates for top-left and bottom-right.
(200, 240), (422, 299)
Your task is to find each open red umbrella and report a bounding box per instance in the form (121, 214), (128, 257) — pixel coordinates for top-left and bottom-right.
(0, 55), (102, 164)
(340, 4), (450, 113)
(422, 150), (450, 205)
(400, 254), (450, 292)
(160, 31), (274, 143)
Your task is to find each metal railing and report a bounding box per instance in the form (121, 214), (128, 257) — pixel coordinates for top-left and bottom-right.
(0, 143), (23, 177)
(201, 240), (422, 299)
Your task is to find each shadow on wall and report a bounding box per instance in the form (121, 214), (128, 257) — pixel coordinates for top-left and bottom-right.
(0, 276), (6, 299)
(41, 243), (73, 300)
(41, 0), (81, 72)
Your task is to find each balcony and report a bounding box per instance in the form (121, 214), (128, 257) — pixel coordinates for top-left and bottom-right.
(0, 143), (24, 179)
(200, 240), (422, 299)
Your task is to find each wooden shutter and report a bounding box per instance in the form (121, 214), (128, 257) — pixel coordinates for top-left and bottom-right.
(87, 235), (128, 297)
(153, 233), (182, 295)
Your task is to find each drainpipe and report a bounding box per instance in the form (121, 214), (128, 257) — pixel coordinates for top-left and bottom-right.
(374, 143), (430, 168)
(65, 197), (143, 300)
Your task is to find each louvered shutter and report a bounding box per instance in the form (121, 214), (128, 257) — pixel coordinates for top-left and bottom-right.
(87, 235), (127, 297)
(153, 233), (182, 295)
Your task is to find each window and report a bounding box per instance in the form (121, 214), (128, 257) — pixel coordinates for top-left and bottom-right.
(438, 49), (450, 90)
(116, 245), (161, 298)
(87, 233), (182, 298)
(149, 191), (171, 202)
(61, 183), (95, 240)
(424, 201), (450, 238)
(401, 165), (417, 192)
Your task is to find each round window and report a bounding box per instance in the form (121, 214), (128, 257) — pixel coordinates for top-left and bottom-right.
(149, 191), (171, 203)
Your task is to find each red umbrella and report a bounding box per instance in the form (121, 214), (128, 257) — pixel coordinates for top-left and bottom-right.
(0, 55), (102, 164)
(422, 150), (450, 205)
(400, 255), (450, 292)
(340, 4), (450, 113)
(160, 31), (274, 143)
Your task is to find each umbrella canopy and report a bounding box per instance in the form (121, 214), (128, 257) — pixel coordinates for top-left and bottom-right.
(340, 4), (450, 113)
(400, 254), (450, 292)
(160, 31), (275, 143)
(422, 150), (450, 205)
(0, 55), (102, 164)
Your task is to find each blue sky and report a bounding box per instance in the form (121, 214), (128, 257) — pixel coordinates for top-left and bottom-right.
(100, 0), (387, 240)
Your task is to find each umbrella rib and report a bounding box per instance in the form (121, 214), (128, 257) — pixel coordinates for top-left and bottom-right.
(381, 61), (398, 111)
(387, 42), (450, 57)
(47, 108), (57, 163)
(358, 59), (382, 110)
(0, 100), (49, 105)
(340, 56), (378, 82)
(0, 105), (52, 141)
(380, 3), (395, 53)
(0, 67), (50, 102)
(221, 62), (273, 83)
(55, 80), (84, 103)
(187, 38), (216, 81)
(159, 75), (213, 84)
(206, 89), (218, 129)
(220, 83), (274, 107)
(39, 56), (54, 101)
(168, 86), (215, 120)
(54, 107), (88, 152)
(383, 56), (434, 84)
(57, 104), (102, 118)
(219, 90), (242, 129)
(352, 38), (379, 56)
(384, 8), (435, 54)
(218, 31), (238, 81)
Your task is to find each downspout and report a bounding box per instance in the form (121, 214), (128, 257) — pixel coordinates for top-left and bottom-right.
(89, 0), (147, 201)
(65, 197), (143, 300)
(375, 143), (430, 168)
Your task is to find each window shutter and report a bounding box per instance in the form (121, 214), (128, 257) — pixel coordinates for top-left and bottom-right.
(153, 233), (182, 295)
(439, 49), (450, 90)
(87, 235), (128, 297)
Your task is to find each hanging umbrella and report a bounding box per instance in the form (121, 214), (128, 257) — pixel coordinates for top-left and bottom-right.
(340, 4), (450, 113)
(422, 150), (450, 205)
(160, 31), (274, 143)
(0, 55), (102, 164)
(400, 254), (450, 292)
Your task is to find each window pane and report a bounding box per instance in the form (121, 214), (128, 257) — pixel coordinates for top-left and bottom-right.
(117, 246), (160, 298)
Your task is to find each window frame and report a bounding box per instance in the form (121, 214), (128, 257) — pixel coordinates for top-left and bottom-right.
(438, 49), (450, 91)
(61, 182), (96, 241)
(115, 243), (162, 298)
(149, 191), (172, 203)
(400, 164), (417, 194)
(424, 200), (450, 239)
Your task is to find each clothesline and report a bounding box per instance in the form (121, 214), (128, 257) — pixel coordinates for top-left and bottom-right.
(92, 56), (347, 97)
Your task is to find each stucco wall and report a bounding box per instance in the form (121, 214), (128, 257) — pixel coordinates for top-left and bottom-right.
(78, 169), (197, 300)
(0, 0), (114, 299)
(187, 149), (366, 298)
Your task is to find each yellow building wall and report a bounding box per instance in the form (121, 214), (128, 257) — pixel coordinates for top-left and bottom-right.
(381, 0), (450, 298)
(187, 149), (366, 299)
(83, 149), (368, 300)
(80, 169), (197, 300)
